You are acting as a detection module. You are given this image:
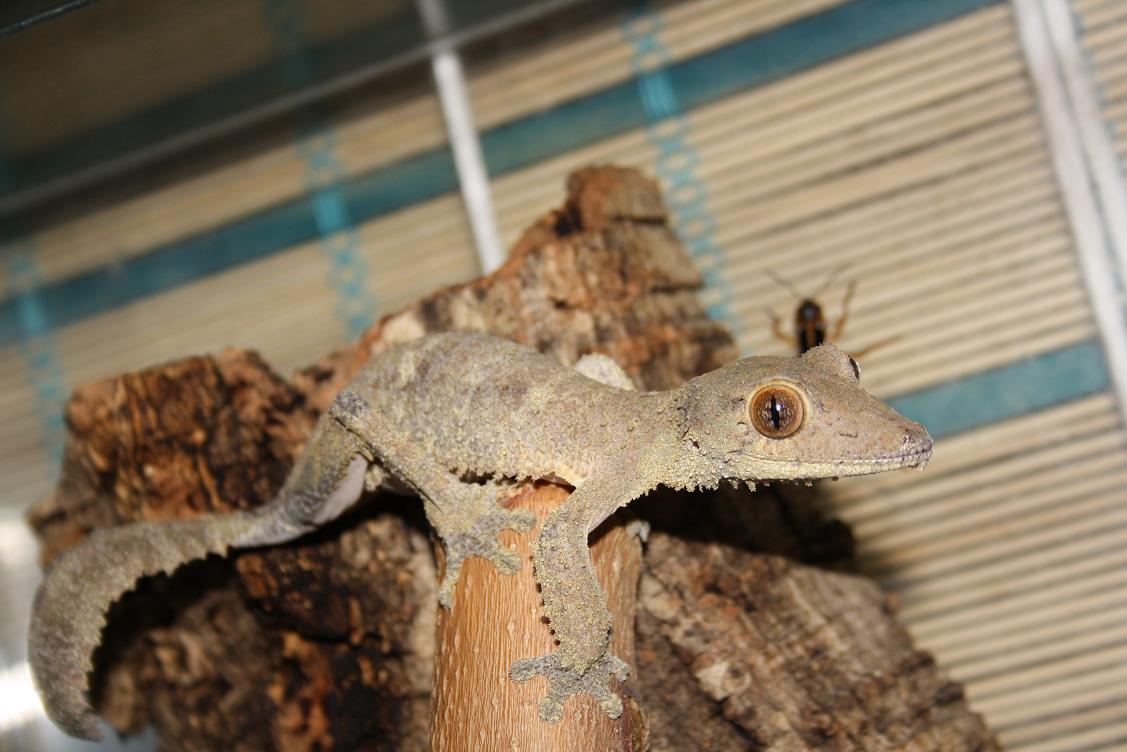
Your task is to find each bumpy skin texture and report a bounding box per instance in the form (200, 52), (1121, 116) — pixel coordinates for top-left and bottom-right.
(28, 332), (932, 739)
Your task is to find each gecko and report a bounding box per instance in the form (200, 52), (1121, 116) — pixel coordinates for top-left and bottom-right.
(28, 331), (932, 739)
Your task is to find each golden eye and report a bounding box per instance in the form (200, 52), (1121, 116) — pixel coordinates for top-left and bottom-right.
(749, 384), (804, 439)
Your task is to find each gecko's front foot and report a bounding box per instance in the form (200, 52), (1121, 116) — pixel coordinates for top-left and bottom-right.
(509, 651), (629, 723)
(438, 506), (536, 607)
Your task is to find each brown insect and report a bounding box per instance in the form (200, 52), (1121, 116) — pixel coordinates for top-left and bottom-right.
(765, 266), (898, 364)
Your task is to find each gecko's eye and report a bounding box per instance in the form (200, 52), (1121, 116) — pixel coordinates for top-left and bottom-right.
(848, 355), (861, 381)
(749, 384), (804, 439)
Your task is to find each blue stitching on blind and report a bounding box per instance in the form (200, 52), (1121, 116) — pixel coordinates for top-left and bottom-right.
(620, 0), (735, 328)
(0, 114), (67, 471)
(4, 246), (67, 469)
(264, 0), (376, 339)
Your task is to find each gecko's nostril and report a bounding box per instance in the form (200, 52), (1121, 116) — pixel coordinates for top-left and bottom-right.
(902, 427), (934, 456)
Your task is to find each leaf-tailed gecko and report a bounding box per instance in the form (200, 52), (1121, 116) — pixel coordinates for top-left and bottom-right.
(28, 331), (932, 738)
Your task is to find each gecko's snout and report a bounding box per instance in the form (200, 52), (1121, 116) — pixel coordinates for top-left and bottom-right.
(897, 422), (933, 467)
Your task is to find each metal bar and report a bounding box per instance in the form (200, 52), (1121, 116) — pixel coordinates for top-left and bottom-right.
(1011, 0), (1127, 423)
(416, 0), (506, 273)
(1039, 0), (1127, 292)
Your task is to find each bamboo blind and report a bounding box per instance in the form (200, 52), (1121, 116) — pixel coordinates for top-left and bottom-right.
(0, 1), (1122, 750)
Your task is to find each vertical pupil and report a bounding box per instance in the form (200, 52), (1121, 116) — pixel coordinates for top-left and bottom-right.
(770, 395), (783, 429)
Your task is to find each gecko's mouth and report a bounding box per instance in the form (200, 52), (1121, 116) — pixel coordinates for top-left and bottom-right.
(763, 449), (932, 482)
(743, 446), (933, 480)
(730, 429), (933, 480)
(835, 440), (934, 470)
(785, 442), (933, 475)
(850, 448), (931, 467)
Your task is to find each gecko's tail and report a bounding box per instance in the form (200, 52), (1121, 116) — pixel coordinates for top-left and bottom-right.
(30, 427), (372, 739)
(27, 509), (278, 740)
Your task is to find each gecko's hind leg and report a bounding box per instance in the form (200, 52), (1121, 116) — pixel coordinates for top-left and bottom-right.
(424, 482), (535, 608)
(330, 389), (534, 607)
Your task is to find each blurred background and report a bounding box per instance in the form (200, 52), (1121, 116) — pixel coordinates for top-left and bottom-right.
(1, 0), (1125, 749)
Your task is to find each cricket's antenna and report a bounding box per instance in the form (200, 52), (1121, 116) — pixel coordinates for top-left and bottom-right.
(812, 262), (852, 299)
(765, 270), (803, 301)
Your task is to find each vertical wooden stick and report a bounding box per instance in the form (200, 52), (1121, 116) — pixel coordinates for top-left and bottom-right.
(431, 483), (646, 751)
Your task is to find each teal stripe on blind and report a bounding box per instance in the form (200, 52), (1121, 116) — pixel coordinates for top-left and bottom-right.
(1, 104), (68, 467)
(888, 339), (1111, 440)
(481, 0), (1001, 173)
(3, 245), (67, 468)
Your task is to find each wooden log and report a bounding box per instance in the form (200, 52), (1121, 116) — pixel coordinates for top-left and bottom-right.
(27, 166), (998, 750)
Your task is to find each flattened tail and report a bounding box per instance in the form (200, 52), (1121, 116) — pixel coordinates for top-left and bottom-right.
(28, 509), (281, 739)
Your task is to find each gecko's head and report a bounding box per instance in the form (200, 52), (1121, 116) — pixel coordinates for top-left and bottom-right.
(677, 344), (932, 483)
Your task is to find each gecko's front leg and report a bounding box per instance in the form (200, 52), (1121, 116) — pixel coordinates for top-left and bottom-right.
(509, 477), (641, 722)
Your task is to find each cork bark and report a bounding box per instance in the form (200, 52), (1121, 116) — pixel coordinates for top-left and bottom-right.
(28, 166), (998, 751)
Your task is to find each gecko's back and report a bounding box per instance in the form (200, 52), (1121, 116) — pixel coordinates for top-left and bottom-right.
(351, 333), (642, 485)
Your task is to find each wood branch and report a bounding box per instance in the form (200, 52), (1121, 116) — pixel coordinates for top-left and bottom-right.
(28, 166), (998, 751)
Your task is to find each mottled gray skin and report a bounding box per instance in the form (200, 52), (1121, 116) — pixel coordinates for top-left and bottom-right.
(28, 332), (932, 738)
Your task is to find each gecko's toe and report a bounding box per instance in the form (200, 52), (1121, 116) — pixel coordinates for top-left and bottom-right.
(504, 508), (536, 533)
(489, 546), (523, 575)
(538, 695), (566, 724)
(437, 560), (462, 609)
(607, 654), (629, 681)
(509, 651), (629, 723)
(598, 692), (624, 719)
(438, 507), (536, 607)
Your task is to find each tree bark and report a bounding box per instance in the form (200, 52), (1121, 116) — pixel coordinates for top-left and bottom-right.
(28, 166), (998, 751)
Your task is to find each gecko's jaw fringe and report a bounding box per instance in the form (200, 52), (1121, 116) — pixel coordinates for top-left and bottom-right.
(844, 449), (932, 474)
